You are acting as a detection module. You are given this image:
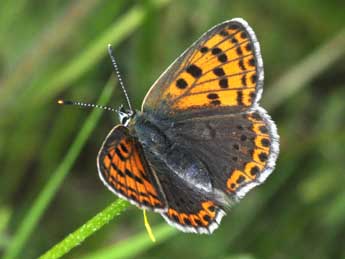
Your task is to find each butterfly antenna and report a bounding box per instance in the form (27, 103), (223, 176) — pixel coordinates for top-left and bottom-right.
(107, 44), (133, 113)
(57, 99), (118, 113)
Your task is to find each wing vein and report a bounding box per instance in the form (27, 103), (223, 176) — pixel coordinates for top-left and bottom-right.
(173, 59), (255, 103)
(196, 38), (251, 68)
(189, 29), (243, 66)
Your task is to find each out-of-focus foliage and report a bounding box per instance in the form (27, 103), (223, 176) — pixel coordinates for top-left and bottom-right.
(0, 0), (344, 258)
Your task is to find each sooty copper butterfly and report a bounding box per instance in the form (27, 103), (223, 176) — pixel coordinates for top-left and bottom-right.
(88, 18), (278, 234)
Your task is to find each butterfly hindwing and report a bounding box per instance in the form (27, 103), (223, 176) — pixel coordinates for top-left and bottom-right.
(142, 18), (263, 119)
(160, 178), (226, 234)
(142, 154), (226, 234)
(97, 125), (167, 212)
(163, 106), (279, 200)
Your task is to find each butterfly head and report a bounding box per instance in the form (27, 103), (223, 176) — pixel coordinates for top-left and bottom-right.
(117, 104), (135, 126)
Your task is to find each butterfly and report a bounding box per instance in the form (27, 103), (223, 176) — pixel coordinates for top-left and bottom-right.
(97, 18), (279, 234)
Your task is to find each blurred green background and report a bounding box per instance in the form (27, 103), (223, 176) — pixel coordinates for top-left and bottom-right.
(1, 0), (345, 258)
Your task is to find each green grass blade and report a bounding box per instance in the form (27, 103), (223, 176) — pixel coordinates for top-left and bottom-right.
(265, 27), (345, 109)
(78, 224), (177, 259)
(0, 0), (101, 105)
(26, 0), (170, 107)
(0, 206), (11, 248)
(38, 200), (129, 259)
(3, 79), (114, 259)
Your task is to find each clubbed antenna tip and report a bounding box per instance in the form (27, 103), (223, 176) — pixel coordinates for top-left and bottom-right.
(57, 99), (73, 105)
(57, 99), (118, 113)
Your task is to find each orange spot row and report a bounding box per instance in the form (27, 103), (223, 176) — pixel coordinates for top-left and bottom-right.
(167, 201), (217, 228)
(227, 169), (252, 192)
(243, 161), (264, 178)
(254, 135), (271, 151)
(173, 87), (256, 110)
(252, 148), (269, 166)
(252, 122), (269, 136)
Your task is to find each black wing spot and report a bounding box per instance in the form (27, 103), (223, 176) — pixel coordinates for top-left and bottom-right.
(259, 126), (268, 134)
(186, 64), (202, 78)
(213, 67), (225, 77)
(207, 93), (219, 99)
(184, 218), (192, 226)
(228, 24), (239, 30)
(245, 43), (252, 51)
(195, 218), (202, 226)
(211, 47), (222, 55)
(251, 74), (257, 83)
(236, 47), (243, 55)
(208, 205), (216, 212)
(218, 54), (228, 63)
(250, 166), (260, 176)
(237, 91), (243, 105)
(237, 175), (246, 184)
(252, 112), (261, 120)
(248, 58), (256, 67)
(240, 31), (248, 39)
(261, 138), (271, 147)
(203, 214), (211, 223)
(230, 36), (239, 44)
(239, 59), (245, 70)
(200, 46), (209, 53)
(241, 75), (247, 86)
(176, 78), (188, 89)
(219, 78), (229, 88)
(219, 30), (229, 36)
(259, 152), (268, 162)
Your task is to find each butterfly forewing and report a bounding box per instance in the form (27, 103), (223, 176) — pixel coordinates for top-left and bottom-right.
(142, 18), (263, 119)
(97, 125), (167, 212)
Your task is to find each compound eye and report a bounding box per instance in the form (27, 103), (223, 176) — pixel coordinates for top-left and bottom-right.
(121, 116), (129, 125)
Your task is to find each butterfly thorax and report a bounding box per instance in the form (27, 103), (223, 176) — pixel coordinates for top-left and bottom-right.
(128, 111), (213, 193)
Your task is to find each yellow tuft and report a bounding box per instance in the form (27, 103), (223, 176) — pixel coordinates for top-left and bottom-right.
(57, 100), (64, 105)
(143, 210), (156, 242)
